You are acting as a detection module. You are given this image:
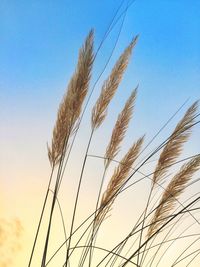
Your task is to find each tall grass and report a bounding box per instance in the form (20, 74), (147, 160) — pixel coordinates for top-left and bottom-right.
(27, 4), (200, 267)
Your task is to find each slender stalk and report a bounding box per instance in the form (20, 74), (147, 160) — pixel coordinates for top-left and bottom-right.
(95, 190), (200, 267)
(65, 130), (94, 266)
(173, 248), (200, 267)
(171, 236), (200, 266)
(143, 212), (200, 267)
(109, 189), (161, 267)
(147, 198), (200, 267)
(45, 152), (200, 266)
(65, 245), (138, 266)
(66, 173), (156, 266)
(41, 129), (72, 266)
(156, 214), (200, 266)
(44, 189), (198, 266)
(88, 168), (108, 266)
(49, 189), (68, 252)
(77, 227), (94, 267)
(120, 196), (200, 267)
(125, 231), (200, 261)
(136, 186), (154, 266)
(40, 174), (62, 266)
(27, 165), (55, 267)
(77, 169), (107, 267)
(62, 230), (200, 267)
(186, 250), (200, 266)
(139, 192), (200, 267)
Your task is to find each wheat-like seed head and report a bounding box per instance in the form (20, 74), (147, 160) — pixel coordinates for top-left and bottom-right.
(148, 155), (200, 238)
(105, 87), (138, 167)
(91, 35), (138, 130)
(152, 101), (198, 186)
(95, 135), (144, 227)
(48, 30), (94, 166)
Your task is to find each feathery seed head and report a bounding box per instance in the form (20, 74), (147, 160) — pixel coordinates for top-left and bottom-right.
(48, 30), (94, 166)
(91, 35), (138, 130)
(105, 87), (138, 167)
(95, 135), (144, 227)
(152, 101), (198, 186)
(148, 154), (200, 238)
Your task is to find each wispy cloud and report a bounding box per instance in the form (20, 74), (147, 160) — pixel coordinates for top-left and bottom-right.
(0, 218), (23, 267)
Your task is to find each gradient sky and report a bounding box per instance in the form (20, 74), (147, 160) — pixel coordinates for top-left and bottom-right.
(0, 1), (200, 266)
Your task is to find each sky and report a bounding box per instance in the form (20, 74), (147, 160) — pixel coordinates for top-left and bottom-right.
(0, 0), (200, 266)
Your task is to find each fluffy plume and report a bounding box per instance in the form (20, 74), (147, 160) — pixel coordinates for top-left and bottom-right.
(152, 101), (198, 187)
(0, 218), (23, 267)
(96, 136), (144, 226)
(48, 30), (94, 166)
(105, 87), (138, 167)
(91, 35), (138, 130)
(148, 155), (200, 238)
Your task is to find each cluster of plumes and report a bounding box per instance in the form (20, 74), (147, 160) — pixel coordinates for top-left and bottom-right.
(91, 36), (138, 130)
(48, 30), (94, 166)
(48, 32), (139, 168)
(89, 36), (142, 228)
(47, 27), (200, 247)
(46, 29), (142, 260)
(48, 29), (139, 171)
(147, 101), (199, 238)
(95, 136), (144, 227)
(47, 30), (141, 228)
(0, 218), (23, 267)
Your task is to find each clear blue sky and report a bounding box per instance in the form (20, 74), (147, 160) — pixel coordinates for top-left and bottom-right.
(1, 0), (199, 106)
(1, 0), (200, 155)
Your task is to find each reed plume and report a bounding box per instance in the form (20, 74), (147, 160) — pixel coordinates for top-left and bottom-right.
(48, 30), (94, 166)
(95, 136), (144, 227)
(105, 87), (138, 167)
(91, 35), (138, 130)
(148, 155), (200, 238)
(152, 101), (198, 187)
